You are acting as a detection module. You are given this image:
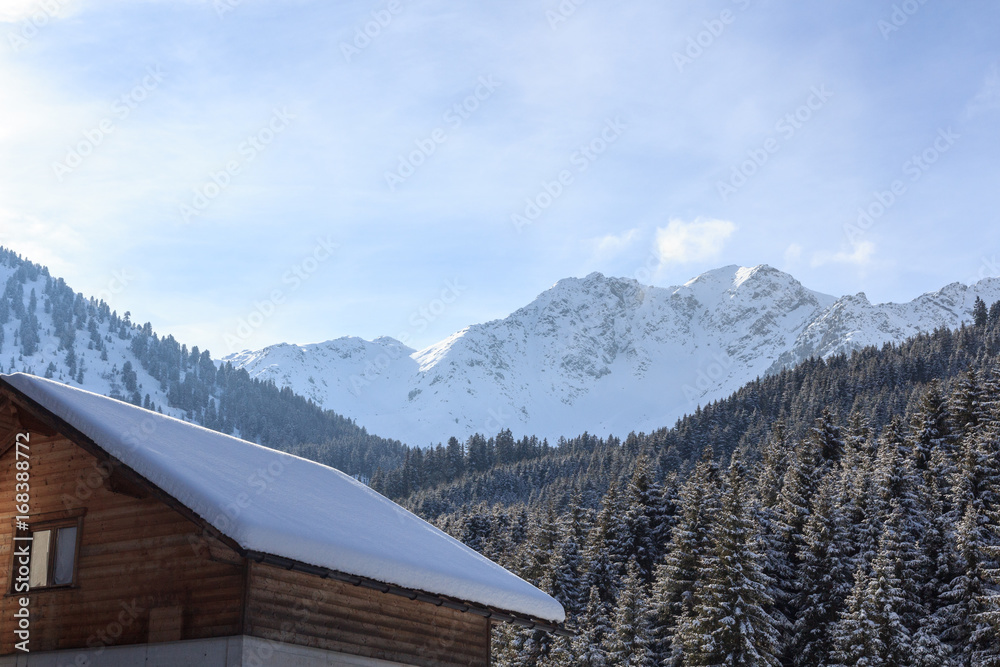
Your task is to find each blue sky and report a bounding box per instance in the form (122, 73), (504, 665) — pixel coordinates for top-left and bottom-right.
(2, 0), (999, 356)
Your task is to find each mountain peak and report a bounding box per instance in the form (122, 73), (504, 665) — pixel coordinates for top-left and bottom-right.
(226, 264), (1000, 445)
(550, 271), (638, 291)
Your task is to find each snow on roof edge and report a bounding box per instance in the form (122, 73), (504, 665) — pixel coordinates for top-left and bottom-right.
(0, 373), (565, 624)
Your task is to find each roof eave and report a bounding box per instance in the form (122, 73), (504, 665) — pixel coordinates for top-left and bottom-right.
(0, 377), (572, 636)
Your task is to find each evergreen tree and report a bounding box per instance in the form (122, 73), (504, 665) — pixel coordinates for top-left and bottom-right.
(939, 504), (999, 665)
(874, 423), (934, 634)
(654, 450), (720, 660)
(811, 409), (845, 465)
(586, 486), (625, 603)
(572, 587), (613, 667)
(790, 473), (852, 667)
(620, 456), (662, 583)
(974, 504), (1000, 667)
(546, 520), (585, 620)
(673, 452), (779, 667)
(830, 528), (911, 666)
(606, 560), (656, 667)
(989, 300), (1000, 326)
(911, 380), (954, 475)
(950, 429), (1000, 520)
(771, 435), (822, 654)
(973, 296), (988, 327)
(949, 368), (985, 438)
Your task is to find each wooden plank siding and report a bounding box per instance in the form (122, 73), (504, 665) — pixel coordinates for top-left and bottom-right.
(0, 407), (493, 665)
(246, 562), (491, 667)
(0, 428), (245, 654)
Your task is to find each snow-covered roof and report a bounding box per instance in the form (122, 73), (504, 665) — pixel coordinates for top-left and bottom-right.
(0, 373), (564, 624)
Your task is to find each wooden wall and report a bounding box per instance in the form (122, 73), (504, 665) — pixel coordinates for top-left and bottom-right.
(246, 562), (491, 667)
(0, 397), (494, 665)
(0, 407), (246, 655)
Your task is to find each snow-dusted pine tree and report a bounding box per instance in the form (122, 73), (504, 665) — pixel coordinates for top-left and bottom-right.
(830, 528), (911, 666)
(606, 560), (656, 667)
(654, 449), (720, 662)
(673, 452), (779, 666)
(790, 472), (852, 667)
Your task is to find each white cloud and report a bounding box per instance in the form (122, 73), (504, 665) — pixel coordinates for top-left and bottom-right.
(588, 227), (640, 259)
(0, 0), (81, 24)
(967, 62), (1000, 118)
(811, 240), (875, 267)
(784, 243), (803, 263)
(0, 208), (83, 274)
(654, 218), (736, 264)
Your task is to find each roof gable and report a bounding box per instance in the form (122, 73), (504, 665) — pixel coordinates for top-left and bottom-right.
(0, 373), (564, 625)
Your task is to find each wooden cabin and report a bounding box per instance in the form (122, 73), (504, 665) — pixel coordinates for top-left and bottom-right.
(0, 373), (565, 666)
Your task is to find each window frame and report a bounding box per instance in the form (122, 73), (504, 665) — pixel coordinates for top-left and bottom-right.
(9, 508), (86, 593)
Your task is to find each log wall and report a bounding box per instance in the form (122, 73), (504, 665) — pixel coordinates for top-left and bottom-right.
(0, 416), (245, 655)
(0, 396), (494, 665)
(246, 562), (491, 667)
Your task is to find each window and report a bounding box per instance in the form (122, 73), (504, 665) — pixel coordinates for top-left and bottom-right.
(11, 512), (84, 592)
(28, 525), (79, 588)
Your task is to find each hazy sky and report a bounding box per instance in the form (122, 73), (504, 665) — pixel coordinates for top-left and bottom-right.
(2, 0), (999, 356)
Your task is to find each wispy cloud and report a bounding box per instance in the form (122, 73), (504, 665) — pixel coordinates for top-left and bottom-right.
(0, 0), (82, 25)
(1, 1), (999, 353)
(784, 243), (803, 264)
(811, 240), (875, 267)
(655, 218), (736, 265)
(0, 208), (84, 275)
(966, 62), (1000, 118)
(587, 227), (640, 260)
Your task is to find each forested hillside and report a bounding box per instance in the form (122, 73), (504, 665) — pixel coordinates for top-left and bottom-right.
(373, 301), (1000, 518)
(0, 247), (406, 476)
(385, 308), (1000, 665)
(6, 244), (1000, 664)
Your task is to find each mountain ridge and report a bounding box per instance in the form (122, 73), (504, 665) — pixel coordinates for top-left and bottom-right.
(0, 247), (407, 477)
(225, 264), (1000, 445)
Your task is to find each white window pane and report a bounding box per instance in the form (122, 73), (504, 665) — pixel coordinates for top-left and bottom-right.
(54, 526), (78, 585)
(29, 530), (51, 588)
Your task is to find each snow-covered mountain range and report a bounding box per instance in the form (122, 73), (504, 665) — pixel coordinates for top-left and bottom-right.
(224, 265), (1000, 445)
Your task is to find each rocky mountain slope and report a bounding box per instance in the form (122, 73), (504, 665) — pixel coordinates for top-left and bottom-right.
(225, 265), (1000, 445)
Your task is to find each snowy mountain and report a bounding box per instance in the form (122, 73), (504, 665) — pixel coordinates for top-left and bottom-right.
(0, 249), (404, 470)
(224, 265), (1000, 445)
(0, 255), (185, 419)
